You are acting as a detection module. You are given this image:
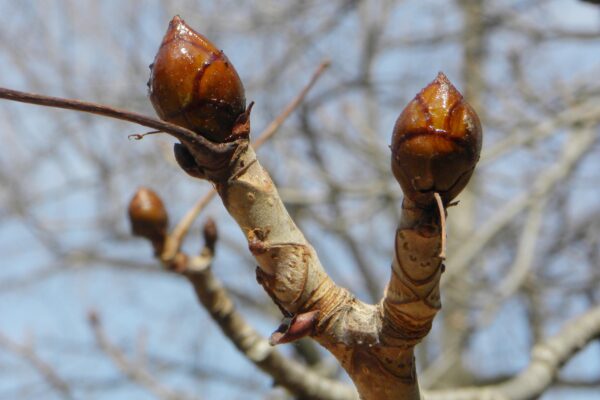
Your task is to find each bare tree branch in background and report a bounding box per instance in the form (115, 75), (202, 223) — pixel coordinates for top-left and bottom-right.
(0, 1), (599, 399)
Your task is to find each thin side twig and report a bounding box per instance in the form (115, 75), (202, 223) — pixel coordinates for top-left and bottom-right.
(444, 128), (597, 286)
(0, 333), (74, 400)
(253, 60), (331, 148)
(87, 312), (197, 400)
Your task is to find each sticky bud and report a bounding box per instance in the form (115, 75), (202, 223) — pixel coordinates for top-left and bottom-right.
(128, 188), (169, 245)
(149, 15), (246, 142)
(391, 72), (482, 207)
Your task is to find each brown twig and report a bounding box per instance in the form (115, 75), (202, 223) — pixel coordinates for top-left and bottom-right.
(0, 87), (201, 145)
(0, 333), (74, 400)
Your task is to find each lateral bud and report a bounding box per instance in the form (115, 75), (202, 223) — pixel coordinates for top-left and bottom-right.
(202, 218), (218, 253)
(128, 187), (169, 253)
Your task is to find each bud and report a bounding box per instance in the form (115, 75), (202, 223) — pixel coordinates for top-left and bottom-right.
(391, 72), (482, 207)
(202, 218), (218, 252)
(149, 15), (246, 142)
(128, 187), (169, 244)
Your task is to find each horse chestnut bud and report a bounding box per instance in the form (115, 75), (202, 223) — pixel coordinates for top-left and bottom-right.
(391, 72), (482, 207)
(128, 187), (169, 245)
(149, 16), (246, 142)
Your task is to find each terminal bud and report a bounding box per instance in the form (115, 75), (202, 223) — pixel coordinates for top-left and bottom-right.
(391, 72), (482, 207)
(149, 16), (246, 142)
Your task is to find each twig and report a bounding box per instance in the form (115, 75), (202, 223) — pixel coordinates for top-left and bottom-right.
(434, 192), (447, 260)
(0, 333), (74, 400)
(444, 128), (597, 286)
(162, 190), (216, 261)
(0, 87), (200, 144)
(166, 220), (357, 400)
(425, 306), (600, 400)
(0, 60), (330, 264)
(253, 60), (331, 148)
(490, 199), (546, 305)
(163, 60), (331, 259)
(299, 105), (382, 302)
(87, 312), (197, 400)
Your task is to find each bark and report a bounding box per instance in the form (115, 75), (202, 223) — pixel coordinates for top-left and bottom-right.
(182, 142), (445, 400)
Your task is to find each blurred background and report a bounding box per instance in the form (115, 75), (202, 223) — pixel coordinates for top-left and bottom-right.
(0, 1), (599, 399)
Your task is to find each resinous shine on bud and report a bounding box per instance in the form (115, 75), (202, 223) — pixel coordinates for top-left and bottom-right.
(391, 72), (482, 207)
(128, 187), (169, 243)
(149, 16), (246, 142)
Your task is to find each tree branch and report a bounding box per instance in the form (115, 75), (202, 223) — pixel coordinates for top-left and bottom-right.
(425, 306), (600, 400)
(445, 128), (597, 286)
(87, 312), (196, 400)
(0, 333), (74, 400)
(175, 232), (357, 400)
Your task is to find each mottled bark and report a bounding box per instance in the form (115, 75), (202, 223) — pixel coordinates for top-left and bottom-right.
(186, 142), (447, 400)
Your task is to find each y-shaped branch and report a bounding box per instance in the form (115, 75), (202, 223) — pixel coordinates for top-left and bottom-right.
(195, 139), (444, 399)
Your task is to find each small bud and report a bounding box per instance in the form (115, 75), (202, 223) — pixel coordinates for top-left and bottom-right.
(202, 218), (218, 252)
(391, 72), (482, 207)
(128, 188), (169, 245)
(149, 15), (246, 142)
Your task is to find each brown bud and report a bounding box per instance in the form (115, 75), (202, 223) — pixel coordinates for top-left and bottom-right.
(391, 72), (482, 207)
(149, 15), (246, 142)
(202, 218), (218, 252)
(128, 188), (169, 244)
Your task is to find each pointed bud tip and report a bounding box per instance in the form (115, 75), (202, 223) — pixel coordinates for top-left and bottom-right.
(162, 15), (196, 45)
(168, 15), (192, 34)
(435, 71), (449, 83)
(434, 72), (458, 93)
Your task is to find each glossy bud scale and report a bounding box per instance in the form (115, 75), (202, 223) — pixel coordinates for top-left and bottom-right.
(149, 16), (246, 142)
(391, 72), (482, 207)
(128, 187), (169, 242)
